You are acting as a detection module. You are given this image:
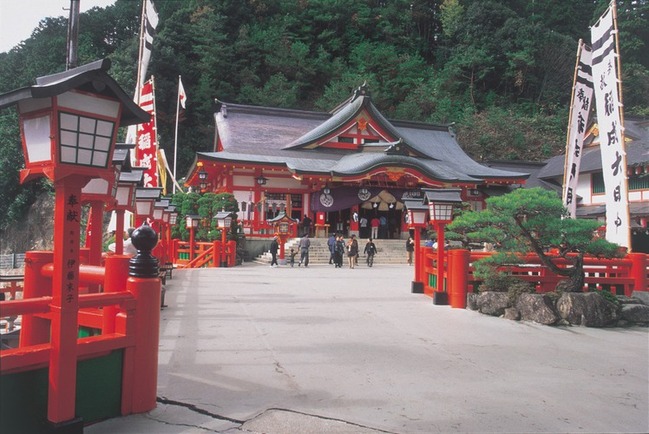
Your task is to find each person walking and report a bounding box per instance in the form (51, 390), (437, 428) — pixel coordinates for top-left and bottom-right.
(327, 233), (336, 264)
(364, 237), (377, 267)
(347, 234), (359, 269)
(298, 233), (311, 267)
(370, 216), (380, 239)
(301, 214), (312, 237)
(334, 234), (345, 268)
(269, 235), (279, 267)
(406, 235), (415, 265)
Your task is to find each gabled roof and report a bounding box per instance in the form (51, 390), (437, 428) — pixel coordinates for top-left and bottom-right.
(200, 85), (529, 184)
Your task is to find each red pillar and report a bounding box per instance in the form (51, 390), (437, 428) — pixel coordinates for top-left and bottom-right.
(48, 175), (85, 425)
(411, 227), (424, 293)
(189, 227), (196, 261)
(126, 276), (161, 413)
(115, 209), (125, 254)
(221, 229), (228, 267)
(628, 253), (648, 294)
(20, 251), (53, 347)
(433, 222), (448, 305)
(102, 255), (131, 334)
(449, 249), (470, 308)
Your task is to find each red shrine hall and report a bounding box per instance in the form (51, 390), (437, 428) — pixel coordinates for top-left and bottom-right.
(185, 84), (529, 238)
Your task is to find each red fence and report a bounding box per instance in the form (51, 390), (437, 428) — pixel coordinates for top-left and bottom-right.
(172, 240), (237, 268)
(419, 247), (649, 308)
(0, 252), (161, 427)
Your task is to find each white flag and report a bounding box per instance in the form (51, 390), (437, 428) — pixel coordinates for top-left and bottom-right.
(139, 0), (159, 86)
(563, 41), (593, 218)
(591, 4), (630, 248)
(179, 77), (187, 109)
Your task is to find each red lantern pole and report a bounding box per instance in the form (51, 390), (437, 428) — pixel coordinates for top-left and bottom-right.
(48, 175), (86, 425)
(115, 209), (126, 254)
(221, 228), (227, 267)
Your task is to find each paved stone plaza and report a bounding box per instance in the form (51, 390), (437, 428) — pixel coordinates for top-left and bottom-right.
(87, 263), (649, 434)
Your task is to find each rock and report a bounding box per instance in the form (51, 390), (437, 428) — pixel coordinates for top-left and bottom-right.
(631, 291), (649, 306)
(616, 295), (643, 305)
(556, 292), (619, 327)
(477, 292), (510, 316)
(503, 307), (520, 321)
(516, 293), (559, 325)
(620, 304), (649, 324)
(466, 293), (479, 311)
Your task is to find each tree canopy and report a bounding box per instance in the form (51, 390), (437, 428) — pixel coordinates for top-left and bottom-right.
(0, 0), (647, 232)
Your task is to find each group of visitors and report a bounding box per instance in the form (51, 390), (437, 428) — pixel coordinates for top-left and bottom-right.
(270, 232), (379, 269)
(327, 233), (377, 269)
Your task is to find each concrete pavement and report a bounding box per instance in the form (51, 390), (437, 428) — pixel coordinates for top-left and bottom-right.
(87, 262), (649, 434)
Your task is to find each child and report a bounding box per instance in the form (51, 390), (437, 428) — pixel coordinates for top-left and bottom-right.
(289, 248), (297, 267)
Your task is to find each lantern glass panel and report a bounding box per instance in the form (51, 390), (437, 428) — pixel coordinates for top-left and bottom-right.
(23, 115), (52, 163)
(115, 185), (130, 206)
(82, 178), (109, 195)
(169, 214), (178, 225)
(153, 208), (163, 220)
(58, 112), (114, 168)
(136, 201), (151, 216)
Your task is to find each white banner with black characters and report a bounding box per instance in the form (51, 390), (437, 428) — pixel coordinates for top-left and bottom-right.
(591, 4), (630, 248)
(563, 41), (593, 218)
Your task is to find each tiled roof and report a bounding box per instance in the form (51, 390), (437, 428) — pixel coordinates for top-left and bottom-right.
(202, 90), (530, 183)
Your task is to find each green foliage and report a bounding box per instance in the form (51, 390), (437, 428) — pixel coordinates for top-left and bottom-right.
(447, 188), (622, 292)
(170, 192), (238, 242)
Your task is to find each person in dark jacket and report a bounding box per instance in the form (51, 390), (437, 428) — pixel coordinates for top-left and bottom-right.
(269, 235), (279, 267)
(327, 233), (336, 264)
(364, 238), (377, 267)
(334, 234), (345, 268)
(347, 235), (359, 269)
(406, 235), (415, 265)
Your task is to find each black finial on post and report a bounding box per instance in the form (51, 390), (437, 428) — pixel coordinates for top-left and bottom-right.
(129, 222), (159, 278)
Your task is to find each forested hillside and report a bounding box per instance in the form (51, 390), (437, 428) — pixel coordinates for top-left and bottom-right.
(0, 0), (647, 233)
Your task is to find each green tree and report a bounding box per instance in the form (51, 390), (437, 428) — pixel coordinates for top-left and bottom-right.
(447, 188), (621, 292)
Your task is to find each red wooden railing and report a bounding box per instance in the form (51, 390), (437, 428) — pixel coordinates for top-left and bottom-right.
(173, 240), (237, 268)
(0, 252), (161, 419)
(419, 247), (649, 308)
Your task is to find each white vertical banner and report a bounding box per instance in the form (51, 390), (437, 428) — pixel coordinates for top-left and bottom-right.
(563, 41), (593, 218)
(591, 4), (629, 248)
(139, 0), (159, 86)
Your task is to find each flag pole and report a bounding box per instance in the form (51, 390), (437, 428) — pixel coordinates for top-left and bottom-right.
(173, 75), (181, 194)
(562, 39), (583, 211)
(135, 0), (147, 105)
(611, 1), (632, 250)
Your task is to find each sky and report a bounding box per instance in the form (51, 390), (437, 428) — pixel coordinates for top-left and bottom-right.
(0, 0), (117, 53)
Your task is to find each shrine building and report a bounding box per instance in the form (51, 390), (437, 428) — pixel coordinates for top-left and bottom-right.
(184, 84), (529, 239)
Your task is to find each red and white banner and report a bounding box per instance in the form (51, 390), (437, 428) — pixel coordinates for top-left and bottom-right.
(135, 79), (158, 187)
(591, 4), (629, 248)
(563, 41), (593, 218)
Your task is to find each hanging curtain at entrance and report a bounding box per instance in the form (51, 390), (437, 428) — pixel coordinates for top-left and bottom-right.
(310, 186), (413, 212)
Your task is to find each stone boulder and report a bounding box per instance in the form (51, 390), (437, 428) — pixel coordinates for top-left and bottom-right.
(466, 293), (479, 311)
(515, 293), (559, 325)
(476, 292), (510, 316)
(620, 303), (649, 324)
(556, 292), (619, 327)
(503, 307), (520, 321)
(631, 291), (649, 306)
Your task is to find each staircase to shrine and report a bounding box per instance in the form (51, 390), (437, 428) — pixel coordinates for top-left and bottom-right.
(254, 237), (411, 266)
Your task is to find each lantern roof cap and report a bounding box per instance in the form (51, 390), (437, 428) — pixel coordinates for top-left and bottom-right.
(422, 188), (463, 204)
(267, 212), (297, 223)
(0, 58), (149, 126)
(403, 199), (428, 211)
